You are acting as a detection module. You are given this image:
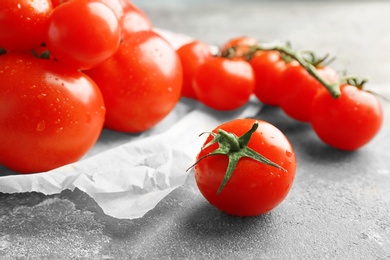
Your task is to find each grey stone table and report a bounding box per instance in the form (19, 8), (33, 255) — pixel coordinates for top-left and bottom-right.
(1, 1), (390, 259)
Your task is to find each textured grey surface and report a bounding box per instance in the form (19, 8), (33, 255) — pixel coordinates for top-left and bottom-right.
(1, 1), (390, 259)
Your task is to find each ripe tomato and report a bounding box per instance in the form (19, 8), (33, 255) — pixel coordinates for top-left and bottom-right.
(98, 0), (124, 20)
(176, 40), (213, 99)
(0, 0), (53, 51)
(279, 63), (339, 122)
(46, 0), (121, 70)
(0, 53), (106, 174)
(193, 57), (255, 111)
(250, 50), (293, 106)
(85, 30), (182, 133)
(311, 84), (383, 150)
(220, 36), (258, 60)
(120, 1), (153, 33)
(193, 118), (296, 216)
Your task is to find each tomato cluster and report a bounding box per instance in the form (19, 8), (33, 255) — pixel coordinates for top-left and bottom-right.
(0, 0), (182, 173)
(177, 36), (384, 151)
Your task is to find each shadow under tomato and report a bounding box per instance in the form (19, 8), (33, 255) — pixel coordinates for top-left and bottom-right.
(179, 199), (274, 240)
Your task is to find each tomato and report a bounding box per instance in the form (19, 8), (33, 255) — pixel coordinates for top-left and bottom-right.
(120, 1), (153, 33)
(98, 0), (124, 20)
(220, 36), (258, 60)
(193, 118), (296, 216)
(250, 50), (293, 106)
(85, 30), (182, 133)
(46, 0), (121, 70)
(51, 0), (66, 8)
(311, 84), (383, 150)
(279, 63), (339, 122)
(193, 57), (255, 111)
(176, 40), (213, 99)
(0, 0), (53, 51)
(0, 53), (106, 174)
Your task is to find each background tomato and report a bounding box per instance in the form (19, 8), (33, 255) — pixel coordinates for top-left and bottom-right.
(279, 63), (339, 122)
(176, 40), (213, 99)
(193, 57), (255, 111)
(46, 0), (121, 70)
(220, 36), (258, 60)
(250, 50), (293, 106)
(194, 118), (296, 216)
(120, 0), (153, 33)
(85, 30), (182, 133)
(0, 53), (105, 173)
(0, 0), (53, 51)
(311, 84), (383, 150)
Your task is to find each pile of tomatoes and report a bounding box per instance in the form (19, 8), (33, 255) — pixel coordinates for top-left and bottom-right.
(0, 1), (384, 178)
(0, 0), (183, 173)
(177, 36), (384, 151)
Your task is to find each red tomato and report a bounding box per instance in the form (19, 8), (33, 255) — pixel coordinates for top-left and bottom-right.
(98, 0), (124, 20)
(0, 0), (53, 51)
(220, 36), (258, 60)
(46, 0), (121, 70)
(120, 1), (153, 33)
(0, 53), (106, 174)
(250, 51), (293, 106)
(194, 118), (296, 216)
(85, 30), (182, 133)
(176, 40), (213, 99)
(311, 84), (383, 150)
(51, 0), (66, 8)
(193, 57), (255, 111)
(279, 63), (339, 122)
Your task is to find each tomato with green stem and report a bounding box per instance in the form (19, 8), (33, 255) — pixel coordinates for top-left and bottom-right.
(46, 0), (121, 70)
(220, 36), (258, 60)
(278, 54), (339, 122)
(250, 50), (295, 106)
(176, 40), (213, 99)
(191, 118), (296, 216)
(85, 30), (182, 133)
(0, 53), (106, 174)
(0, 0), (53, 51)
(311, 81), (383, 151)
(193, 56), (255, 111)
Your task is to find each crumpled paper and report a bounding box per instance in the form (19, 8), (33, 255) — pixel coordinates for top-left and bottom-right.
(0, 27), (263, 219)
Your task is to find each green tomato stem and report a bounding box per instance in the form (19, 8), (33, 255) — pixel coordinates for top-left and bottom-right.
(249, 44), (341, 98)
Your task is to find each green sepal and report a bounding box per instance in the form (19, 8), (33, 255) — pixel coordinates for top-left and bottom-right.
(188, 121), (285, 195)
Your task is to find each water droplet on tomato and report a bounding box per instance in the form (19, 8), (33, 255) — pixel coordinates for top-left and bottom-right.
(37, 93), (47, 99)
(285, 150), (293, 157)
(36, 120), (46, 132)
(86, 112), (92, 124)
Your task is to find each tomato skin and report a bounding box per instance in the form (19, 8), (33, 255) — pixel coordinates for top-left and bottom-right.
(176, 40), (213, 99)
(0, 53), (106, 174)
(311, 84), (383, 151)
(250, 51), (291, 106)
(220, 36), (258, 60)
(279, 63), (339, 122)
(193, 57), (255, 111)
(85, 30), (182, 133)
(194, 118), (296, 216)
(0, 0), (53, 51)
(120, 0), (153, 33)
(46, 0), (121, 70)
